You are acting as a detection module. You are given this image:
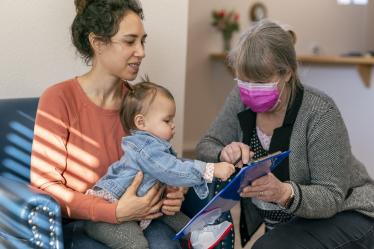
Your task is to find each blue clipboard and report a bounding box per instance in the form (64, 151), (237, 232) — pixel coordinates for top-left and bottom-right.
(173, 150), (290, 240)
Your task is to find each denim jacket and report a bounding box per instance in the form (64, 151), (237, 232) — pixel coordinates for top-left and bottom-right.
(93, 131), (209, 200)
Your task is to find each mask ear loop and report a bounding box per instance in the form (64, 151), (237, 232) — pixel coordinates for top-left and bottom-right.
(278, 81), (286, 102)
(268, 81), (287, 112)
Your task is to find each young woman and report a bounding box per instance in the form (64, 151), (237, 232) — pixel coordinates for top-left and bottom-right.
(30, 1), (185, 248)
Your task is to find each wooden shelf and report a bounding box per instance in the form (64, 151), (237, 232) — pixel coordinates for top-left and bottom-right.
(210, 53), (234, 75)
(210, 53), (374, 87)
(297, 54), (374, 65)
(210, 53), (228, 61)
(298, 55), (374, 87)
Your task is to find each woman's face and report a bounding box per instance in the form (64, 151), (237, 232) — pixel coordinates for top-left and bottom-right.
(98, 11), (147, 81)
(236, 72), (291, 113)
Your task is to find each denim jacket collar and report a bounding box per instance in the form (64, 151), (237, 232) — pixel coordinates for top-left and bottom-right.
(123, 130), (176, 155)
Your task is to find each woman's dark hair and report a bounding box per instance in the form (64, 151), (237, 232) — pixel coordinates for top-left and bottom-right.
(72, 0), (143, 64)
(120, 80), (174, 132)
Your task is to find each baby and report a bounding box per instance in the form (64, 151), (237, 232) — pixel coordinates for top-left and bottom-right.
(84, 81), (236, 249)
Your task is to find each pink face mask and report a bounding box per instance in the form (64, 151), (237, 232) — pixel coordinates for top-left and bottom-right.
(236, 79), (281, 113)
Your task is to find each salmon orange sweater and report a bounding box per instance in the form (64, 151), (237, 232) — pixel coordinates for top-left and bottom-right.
(31, 78), (127, 223)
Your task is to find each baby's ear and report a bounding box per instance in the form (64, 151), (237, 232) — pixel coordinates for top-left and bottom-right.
(134, 114), (146, 129)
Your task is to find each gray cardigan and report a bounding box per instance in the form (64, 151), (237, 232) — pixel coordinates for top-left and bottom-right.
(196, 85), (374, 241)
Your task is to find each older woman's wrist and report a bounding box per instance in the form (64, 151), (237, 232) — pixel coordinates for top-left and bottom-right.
(278, 183), (294, 208)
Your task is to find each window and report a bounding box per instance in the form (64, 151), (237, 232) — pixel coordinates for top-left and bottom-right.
(337, 0), (368, 5)
(352, 0), (368, 4)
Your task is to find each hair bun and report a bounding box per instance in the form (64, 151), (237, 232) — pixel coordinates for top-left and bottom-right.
(75, 0), (89, 15)
(274, 22), (297, 45)
(287, 30), (297, 45)
(281, 25), (297, 45)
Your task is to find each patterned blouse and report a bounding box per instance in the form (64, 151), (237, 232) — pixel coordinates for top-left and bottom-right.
(249, 127), (293, 230)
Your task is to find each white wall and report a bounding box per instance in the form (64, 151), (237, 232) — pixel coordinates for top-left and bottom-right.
(366, 0), (374, 51)
(184, 0), (247, 151)
(140, 0), (189, 153)
(299, 66), (374, 177)
(0, 1), (87, 98)
(260, 0), (368, 55)
(0, 0), (189, 154)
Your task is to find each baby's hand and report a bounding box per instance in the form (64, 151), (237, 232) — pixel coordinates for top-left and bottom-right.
(213, 162), (235, 181)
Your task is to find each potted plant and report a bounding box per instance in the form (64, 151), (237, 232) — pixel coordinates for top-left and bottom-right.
(211, 9), (240, 52)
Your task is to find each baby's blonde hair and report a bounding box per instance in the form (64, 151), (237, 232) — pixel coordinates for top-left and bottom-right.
(120, 79), (174, 131)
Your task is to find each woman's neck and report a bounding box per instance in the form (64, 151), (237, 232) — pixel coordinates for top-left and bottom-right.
(78, 69), (123, 110)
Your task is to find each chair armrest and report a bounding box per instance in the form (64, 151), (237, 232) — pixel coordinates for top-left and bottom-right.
(0, 176), (63, 249)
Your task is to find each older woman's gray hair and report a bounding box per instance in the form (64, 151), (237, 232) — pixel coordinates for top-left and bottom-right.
(228, 19), (301, 103)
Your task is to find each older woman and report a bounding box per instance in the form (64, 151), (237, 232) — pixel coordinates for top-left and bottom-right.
(197, 20), (374, 249)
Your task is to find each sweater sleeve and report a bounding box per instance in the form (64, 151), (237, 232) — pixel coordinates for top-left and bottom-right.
(196, 85), (244, 162)
(30, 86), (117, 224)
(290, 105), (351, 218)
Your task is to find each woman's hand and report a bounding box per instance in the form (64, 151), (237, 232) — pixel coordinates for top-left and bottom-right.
(220, 142), (254, 167)
(161, 186), (187, 215)
(240, 173), (292, 205)
(116, 172), (165, 223)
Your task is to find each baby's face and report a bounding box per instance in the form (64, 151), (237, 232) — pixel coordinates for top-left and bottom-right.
(142, 93), (176, 141)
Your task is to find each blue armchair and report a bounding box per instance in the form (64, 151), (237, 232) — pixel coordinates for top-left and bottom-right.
(0, 98), (63, 249)
(0, 98), (234, 249)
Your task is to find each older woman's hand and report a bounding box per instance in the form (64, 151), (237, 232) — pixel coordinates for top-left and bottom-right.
(116, 172), (165, 223)
(220, 142), (254, 167)
(161, 186), (187, 215)
(240, 173), (292, 206)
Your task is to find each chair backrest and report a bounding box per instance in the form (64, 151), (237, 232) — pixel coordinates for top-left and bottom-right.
(0, 98), (39, 183)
